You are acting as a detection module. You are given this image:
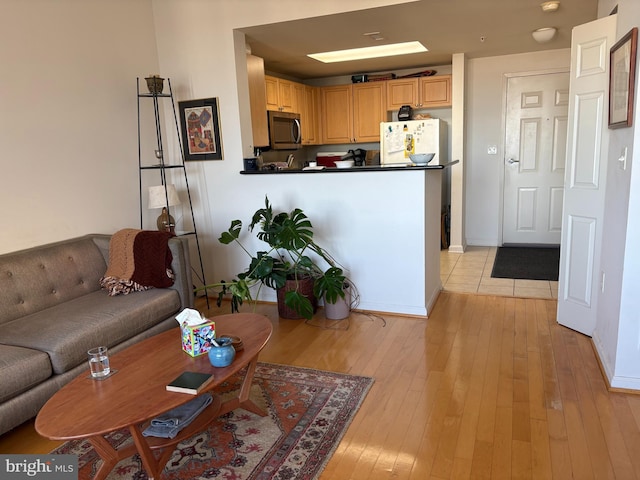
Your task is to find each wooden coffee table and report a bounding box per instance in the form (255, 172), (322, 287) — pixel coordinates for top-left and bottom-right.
(35, 312), (272, 480)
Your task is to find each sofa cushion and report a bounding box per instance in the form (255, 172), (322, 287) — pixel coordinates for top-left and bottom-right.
(0, 344), (52, 403)
(0, 237), (106, 326)
(0, 288), (181, 375)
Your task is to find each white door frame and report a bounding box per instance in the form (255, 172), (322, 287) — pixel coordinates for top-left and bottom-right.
(498, 68), (570, 246)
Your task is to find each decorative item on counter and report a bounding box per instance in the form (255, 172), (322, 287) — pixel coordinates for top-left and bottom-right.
(262, 153), (295, 171)
(341, 148), (367, 166)
(144, 75), (165, 94)
(176, 309), (216, 357)
(207, 336), (235, 367)
(255, 148), (264, 169)
(303, 160), (325, 171)
(243, 157), (257, 171)
(334, 160), (354, 169)
(409, 153), (436, 166)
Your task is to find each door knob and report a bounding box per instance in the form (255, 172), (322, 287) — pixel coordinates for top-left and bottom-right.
(507, 158), (520, 164)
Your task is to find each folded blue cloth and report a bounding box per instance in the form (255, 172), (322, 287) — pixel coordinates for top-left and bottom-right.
(143, 393), (213, 438)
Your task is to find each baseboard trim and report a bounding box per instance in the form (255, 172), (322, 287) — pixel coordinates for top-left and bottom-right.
(591, 338), (640, 395)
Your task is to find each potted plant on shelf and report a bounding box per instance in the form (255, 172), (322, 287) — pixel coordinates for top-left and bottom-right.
(208, 196), (350, 320)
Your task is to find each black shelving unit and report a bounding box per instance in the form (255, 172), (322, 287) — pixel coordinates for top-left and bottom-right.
(136, 77), (209, 307)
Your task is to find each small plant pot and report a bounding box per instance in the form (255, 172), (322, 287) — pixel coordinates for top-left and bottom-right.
(324, 285), (351, 320)
(145, 76), (164, 94)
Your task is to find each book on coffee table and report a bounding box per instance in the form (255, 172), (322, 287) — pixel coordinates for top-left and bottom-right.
(166, 371), (213, 395)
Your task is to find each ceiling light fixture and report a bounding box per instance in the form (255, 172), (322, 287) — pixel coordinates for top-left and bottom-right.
(308, 41), (427, 63)
(540, 1), (560, 12)
(532, 27), (557, 43)
(363, 31), (385, 41)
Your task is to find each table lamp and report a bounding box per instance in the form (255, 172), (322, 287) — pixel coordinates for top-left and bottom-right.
(148, 185), (181, 234)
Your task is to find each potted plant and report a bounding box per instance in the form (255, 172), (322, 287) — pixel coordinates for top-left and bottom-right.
(208, 196), (349, 320)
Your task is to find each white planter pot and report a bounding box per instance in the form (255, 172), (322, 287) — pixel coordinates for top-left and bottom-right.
(324, 285), (351, 320)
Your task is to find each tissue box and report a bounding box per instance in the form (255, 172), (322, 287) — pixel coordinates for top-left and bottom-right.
(181, 320), (216, 357)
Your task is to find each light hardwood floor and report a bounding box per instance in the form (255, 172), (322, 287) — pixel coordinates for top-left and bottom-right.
(2, 292), (639, 479)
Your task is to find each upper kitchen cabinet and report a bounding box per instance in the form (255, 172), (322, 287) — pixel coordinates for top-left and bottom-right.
(386, 75), (451, 110)
(246, 54), (269, 147)
(321, 85), (352, 144)
(321, 82), (386, 144)
(265, 75), (296, 112)
(353, 82), (386, 142)
(302, 85), (320, 145)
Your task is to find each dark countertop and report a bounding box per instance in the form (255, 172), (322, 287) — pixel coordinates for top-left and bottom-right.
(240, 161), (458, 175)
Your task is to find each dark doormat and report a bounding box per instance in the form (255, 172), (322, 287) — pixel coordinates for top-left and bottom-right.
(491, 246), (560, 281)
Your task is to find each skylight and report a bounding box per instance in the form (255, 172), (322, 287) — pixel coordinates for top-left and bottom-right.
(308, 41), (427, 63)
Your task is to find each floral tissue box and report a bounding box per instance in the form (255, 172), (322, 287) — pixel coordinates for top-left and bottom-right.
(181, 320), (216, 357)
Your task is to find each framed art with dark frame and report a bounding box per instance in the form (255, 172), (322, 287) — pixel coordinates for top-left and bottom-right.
(609, 27), (638, 129)
(178, 97), (223, 160)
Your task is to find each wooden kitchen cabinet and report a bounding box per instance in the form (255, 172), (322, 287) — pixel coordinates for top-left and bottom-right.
(294, 82), (318, 145)
(386, 75), (451, 110)
(302, 85), (320, 145)
(265, 75), (296, 112)
(246, 54), (269, 147)
(321, 82), (386, 144)
(321, 84), (352, 144)
(352, 82), (386, 142)
(419, 75), (451, 107)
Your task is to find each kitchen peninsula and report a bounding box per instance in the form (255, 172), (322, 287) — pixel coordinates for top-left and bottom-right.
(240, 163), (451, 174)
(235, 164), (451, 316)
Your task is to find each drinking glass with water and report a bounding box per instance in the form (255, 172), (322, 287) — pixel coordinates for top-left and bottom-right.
(87, 346), (110, 378)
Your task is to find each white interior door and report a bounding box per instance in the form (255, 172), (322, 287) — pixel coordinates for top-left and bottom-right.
(557, 14), (617, 336)
(503, 72), (569, 245)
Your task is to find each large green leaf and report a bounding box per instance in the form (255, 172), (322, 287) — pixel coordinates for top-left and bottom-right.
(284, 290), (314, 320)
(219, 219), (242, 244)
(313, 267), (346, 303)
(280, 209), (314, 250)
(247, 252), (274, 279)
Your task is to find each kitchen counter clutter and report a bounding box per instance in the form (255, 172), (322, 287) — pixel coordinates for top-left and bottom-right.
(241, 161), (456, 174)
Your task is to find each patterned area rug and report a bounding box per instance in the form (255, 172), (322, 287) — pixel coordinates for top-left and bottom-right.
(52, 363), (373, 480)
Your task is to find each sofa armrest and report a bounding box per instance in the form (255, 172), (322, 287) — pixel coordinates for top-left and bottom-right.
(168, 236), (194, 309)
(90, 233), (194, 310)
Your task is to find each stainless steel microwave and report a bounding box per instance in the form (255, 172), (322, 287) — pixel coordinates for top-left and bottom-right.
(268, 111), (301, 150)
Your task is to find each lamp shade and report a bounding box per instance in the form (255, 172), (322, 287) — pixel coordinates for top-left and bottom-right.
(148, 184), (180, 209)
(532, 27), (557, 43)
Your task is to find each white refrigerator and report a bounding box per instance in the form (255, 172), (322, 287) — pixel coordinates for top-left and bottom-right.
(379, 118), (448, 166)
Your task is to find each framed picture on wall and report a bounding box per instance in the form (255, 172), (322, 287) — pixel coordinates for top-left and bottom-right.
(179, 97), (223, 160)
(609, 27), (638, 129)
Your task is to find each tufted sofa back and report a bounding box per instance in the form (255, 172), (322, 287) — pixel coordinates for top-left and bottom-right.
(0, 236), (106, 326)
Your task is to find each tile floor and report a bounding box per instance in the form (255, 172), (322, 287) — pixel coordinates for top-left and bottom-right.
(440, 246), (558, 299)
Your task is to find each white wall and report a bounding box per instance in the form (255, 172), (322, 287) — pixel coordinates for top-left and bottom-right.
(464, 49), (571, 246)
(0, 0), (406, 256)
(0, 0), (160, 254)
(593, 0), (640, 390)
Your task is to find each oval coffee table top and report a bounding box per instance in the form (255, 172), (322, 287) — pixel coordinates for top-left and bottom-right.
(35, 312), (272, 440)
